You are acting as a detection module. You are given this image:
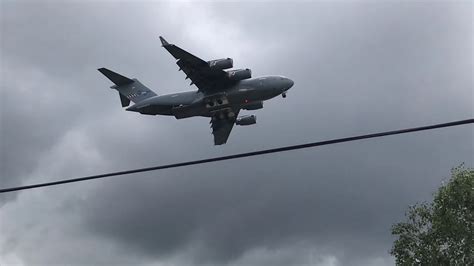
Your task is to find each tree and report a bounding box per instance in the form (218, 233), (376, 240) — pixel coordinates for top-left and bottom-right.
(390, 165), (473, 265)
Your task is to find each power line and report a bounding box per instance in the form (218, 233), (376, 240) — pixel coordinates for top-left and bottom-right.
(1, 118), (473, 194)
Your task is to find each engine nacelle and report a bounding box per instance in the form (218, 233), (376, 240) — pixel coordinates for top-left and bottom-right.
(236, 115), (256, 126)
(227, 68), (252, 81)
(208, 58), (233, 70)
(242, 101), (263, 110)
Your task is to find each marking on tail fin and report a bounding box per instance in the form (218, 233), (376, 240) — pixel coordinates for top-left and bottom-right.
(126, 90), (150, 99)
(99, 68), (158, 105)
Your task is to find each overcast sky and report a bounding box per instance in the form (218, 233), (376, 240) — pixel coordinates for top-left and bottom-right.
(0, 1), (472, 265)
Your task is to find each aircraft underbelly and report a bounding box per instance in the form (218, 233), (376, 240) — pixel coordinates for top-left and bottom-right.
(156, 86), (275, 119)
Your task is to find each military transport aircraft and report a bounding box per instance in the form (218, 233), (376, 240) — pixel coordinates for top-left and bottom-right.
(98, 36), (294, 145)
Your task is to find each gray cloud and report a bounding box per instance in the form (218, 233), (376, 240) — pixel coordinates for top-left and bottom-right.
(1, 1), (472, 265)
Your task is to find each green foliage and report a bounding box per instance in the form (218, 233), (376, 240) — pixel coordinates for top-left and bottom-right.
(390, 165), (474, 265)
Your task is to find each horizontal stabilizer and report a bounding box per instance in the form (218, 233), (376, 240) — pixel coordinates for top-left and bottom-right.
(98, 68), (134, 86)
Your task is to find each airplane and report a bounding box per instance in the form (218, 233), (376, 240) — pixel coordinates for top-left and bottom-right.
(98, 36), (294, 145)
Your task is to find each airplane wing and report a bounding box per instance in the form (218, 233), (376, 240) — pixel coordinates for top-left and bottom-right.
(211, 109), (240, 145)
(159, 36), (232, 93)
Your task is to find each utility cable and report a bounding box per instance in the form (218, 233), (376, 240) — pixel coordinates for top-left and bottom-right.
(1, 118), (472, 194)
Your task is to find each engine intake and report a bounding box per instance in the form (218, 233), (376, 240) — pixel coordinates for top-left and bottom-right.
(227, 68), (252, 81)
(236, 115), (256, 126)
(208, 58), (233, 70)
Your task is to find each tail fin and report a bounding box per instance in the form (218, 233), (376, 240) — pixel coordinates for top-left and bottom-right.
(119, 93), (130, 107)
(98, 68), (157, 106)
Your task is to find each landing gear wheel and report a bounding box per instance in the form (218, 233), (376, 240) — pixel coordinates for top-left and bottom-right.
(282, 92), (287, 98)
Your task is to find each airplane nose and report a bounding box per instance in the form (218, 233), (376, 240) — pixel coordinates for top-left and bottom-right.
(286, 78), (294, 90)
(288, 79), (294, 88)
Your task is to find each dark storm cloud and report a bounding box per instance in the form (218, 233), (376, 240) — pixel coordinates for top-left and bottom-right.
(1, 1), (472, 265)
(0, 1), (187, 200)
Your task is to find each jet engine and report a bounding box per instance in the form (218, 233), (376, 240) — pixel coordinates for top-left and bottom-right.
(227, 69), (252, 81)
(208, 58), (233, 70)
(242, 101), (263, 110)
(236, 115), (256, 126)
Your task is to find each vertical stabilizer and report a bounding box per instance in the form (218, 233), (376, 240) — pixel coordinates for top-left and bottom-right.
(98, 68), (157, 105)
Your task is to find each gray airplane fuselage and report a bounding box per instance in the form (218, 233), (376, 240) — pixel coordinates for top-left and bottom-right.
(99, 36), (294, 144)
(126, 75), (294, 119)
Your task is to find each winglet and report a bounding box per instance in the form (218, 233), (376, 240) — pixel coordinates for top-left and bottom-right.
(159, 36), (169, 46)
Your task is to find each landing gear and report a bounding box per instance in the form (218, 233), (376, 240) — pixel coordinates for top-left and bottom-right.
(282, 92), (287, 98)
(210, 108), (235, 121)
(205, 95), (229, 109)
